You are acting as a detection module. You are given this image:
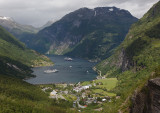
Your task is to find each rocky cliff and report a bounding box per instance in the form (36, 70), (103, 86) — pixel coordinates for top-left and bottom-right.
(131, 78), (160, 113)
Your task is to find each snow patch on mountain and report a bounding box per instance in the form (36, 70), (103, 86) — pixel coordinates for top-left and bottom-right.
(109, 8), (114, 12)
(0, 16), (13, 21)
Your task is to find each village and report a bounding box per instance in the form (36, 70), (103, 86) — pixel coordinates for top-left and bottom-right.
(39, 76), (119, 112)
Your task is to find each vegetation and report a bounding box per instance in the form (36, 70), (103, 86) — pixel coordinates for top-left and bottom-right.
(92, 89), (116, 97)
(0, 26), (53, 67)
(0, 75), (75, 113)
(93, 78), (118, 91)
(1, 1), (160, 113)
(0, 25), (75, 113)
(0, 25), (53, 78)
(81, 78), (118, 98)
(95, 1), (160, 112)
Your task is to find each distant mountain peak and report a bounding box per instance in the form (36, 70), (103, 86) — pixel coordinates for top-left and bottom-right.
(93, 7), (131, 14)
(0, 16), (14, 21)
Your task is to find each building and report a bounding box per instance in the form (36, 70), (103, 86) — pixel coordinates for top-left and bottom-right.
(73, 85), (92, 92)
(50, 90), (57, 96)
(102, 99), (107, 102)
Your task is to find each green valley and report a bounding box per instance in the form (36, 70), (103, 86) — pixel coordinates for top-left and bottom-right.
(0, 0), (160, 113)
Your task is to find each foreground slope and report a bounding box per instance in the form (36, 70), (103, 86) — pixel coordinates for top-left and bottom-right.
(96, 1), (160, 112)
(23, 7), (137, 61)
(0, 75), (71, 113)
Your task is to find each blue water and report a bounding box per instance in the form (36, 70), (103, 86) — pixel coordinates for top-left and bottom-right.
(25, 55), (97, 84)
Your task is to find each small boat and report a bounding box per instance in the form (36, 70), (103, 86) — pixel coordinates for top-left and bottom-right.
(44, 69), (59, 73)
(69, 66), (72, 68)
(64, 57), (73, 61)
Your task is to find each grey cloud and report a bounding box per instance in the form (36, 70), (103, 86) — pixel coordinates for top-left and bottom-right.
(0, 0), (159, 27)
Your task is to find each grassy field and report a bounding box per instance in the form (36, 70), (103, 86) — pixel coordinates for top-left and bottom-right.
(93, 78), (118, 91)
(63, 94), (77, 101)
(81, 78), (118, 97)
(81, 81), (91, 86)
(92, 89), (116, 97)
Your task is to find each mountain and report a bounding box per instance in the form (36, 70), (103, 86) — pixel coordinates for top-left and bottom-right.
(0, 25), (53, 78)
(22, 7), (138, 61)
(0, 16), (39, 39)
(39, 20), (55, 30)
(95, 1), (160, 112)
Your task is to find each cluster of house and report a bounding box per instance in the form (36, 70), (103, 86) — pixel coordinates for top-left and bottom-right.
(73, 84), (92, 92)
(41, 84), (115, 110)
(73, 96), (111, 109)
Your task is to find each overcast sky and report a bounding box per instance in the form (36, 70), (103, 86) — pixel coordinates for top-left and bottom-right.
(0, 0), (159, 27)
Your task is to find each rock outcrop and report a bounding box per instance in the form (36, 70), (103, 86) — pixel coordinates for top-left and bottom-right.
(130, 78), (160, 113)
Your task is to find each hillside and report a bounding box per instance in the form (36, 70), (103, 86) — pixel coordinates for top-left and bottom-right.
(0, 25), (73, 112)
(0, 74), (72, 113)
(0, 25), (53, 78)
(95, 1), (160, 112)
(22, 7), (137, 61)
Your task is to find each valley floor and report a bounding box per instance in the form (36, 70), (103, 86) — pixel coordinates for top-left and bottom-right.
(39, 77), (118, 112)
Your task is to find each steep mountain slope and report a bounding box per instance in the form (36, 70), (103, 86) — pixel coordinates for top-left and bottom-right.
(95, 1), (160, 112)
(23, 7), (137, 61)
(0, 16), (39, 39)
(0, 25), (73, 113)
(0, 25), (53, 78)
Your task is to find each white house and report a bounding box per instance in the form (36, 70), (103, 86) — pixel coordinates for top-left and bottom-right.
(73, 85), (92, 92)
(82, 85), (92, 90)
(50, 90), (57, 96)
(102, 99), (107, 102)
(82, 86), (89, 90)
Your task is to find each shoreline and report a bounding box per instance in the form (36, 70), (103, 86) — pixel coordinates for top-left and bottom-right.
(25, 56), (101, 85)
(31, 67), (102, 86)
(23, 64), (54, 81)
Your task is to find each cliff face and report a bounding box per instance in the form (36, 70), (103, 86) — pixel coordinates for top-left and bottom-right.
(148, 78), (160, 113)
(131, 78), (160, 113)
(116, 48), (133, 72)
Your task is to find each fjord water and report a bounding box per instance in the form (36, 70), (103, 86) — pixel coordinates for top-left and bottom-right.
(26, 55), (98, 84)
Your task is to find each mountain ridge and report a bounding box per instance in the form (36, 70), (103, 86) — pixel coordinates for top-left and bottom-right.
(0, 16), (55, 40)
(22, 6), (138, 61)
